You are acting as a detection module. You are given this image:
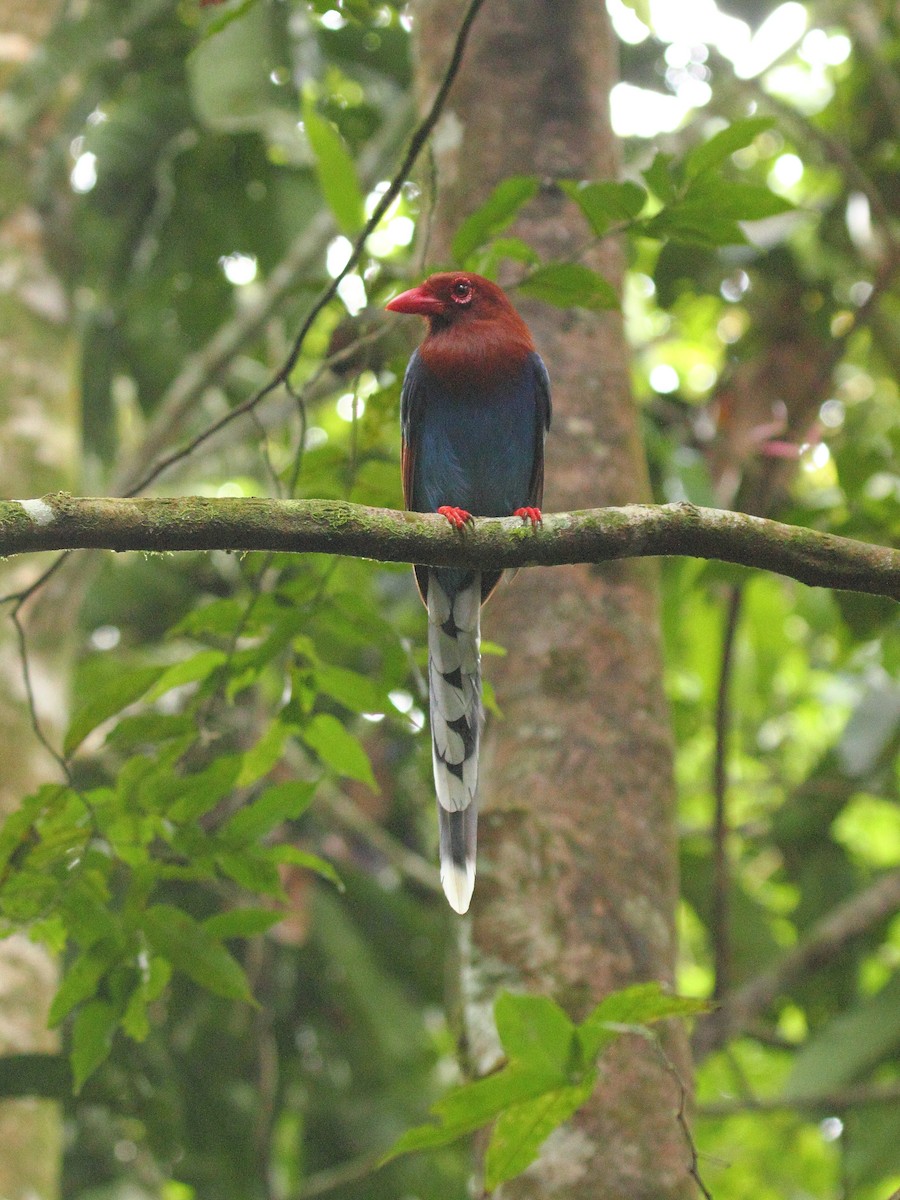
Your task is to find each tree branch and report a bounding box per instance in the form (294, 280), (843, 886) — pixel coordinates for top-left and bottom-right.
(694, 869), (900, 1061)
(1, 497), (898, 600)
(699, 1080), (900, 1118)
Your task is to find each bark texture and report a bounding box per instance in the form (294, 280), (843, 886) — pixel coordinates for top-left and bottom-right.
(414, 2), (693, 1196)
(3, 496), (896, 598)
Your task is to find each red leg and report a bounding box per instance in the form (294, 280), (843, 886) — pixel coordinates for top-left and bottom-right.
(438, 505), (474, 529)
(513, 506), (542, 527)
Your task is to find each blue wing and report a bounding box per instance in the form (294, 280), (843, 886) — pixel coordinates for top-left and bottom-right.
(401, 349), (551, 517)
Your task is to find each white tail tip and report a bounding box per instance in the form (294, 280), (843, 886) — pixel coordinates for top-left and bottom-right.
(440, 859), (475, 914)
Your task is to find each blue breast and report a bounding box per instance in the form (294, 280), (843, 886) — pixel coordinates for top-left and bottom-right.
(410, 359), (540, 517)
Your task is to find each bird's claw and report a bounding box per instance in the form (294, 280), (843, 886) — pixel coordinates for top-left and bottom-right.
(438, 505), (474, 529)
(513, 506), (542, 527)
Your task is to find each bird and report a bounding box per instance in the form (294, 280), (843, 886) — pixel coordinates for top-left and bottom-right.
(386, 272), (551, 914)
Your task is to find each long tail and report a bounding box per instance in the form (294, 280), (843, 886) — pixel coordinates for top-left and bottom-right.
(426, 569), (482, 914)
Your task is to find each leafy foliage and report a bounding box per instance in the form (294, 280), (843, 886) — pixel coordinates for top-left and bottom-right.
(0, 0), (897, 1198)
(383, 984), (707, 1189)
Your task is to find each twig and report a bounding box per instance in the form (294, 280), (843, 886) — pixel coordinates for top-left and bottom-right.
(317, 788), (442, 896)
(2, 498), (898, 600)
(614, 1023), (713, 1199)
(120, 0), (489, 500)
(294, 1151), (381, 1199)
(694, 869), (900, 1060)
(8, 606), (72, 783)
(110, 107), (412, 498)
(711, 586), (743, 1002)
(699, 1080), (900, 1118)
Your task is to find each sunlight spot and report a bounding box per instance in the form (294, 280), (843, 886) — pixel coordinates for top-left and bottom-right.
(732, 1), (807, 78)
(320, 9), (345, 29)
(846, 192), (873, 250)
(337, 273), (367, 315)
(409, 707), (426, 732)
(610, 83), (690, 137)
(219, 252), (258, 286)
(326, 235), (353, 278)
(800, 29), (851, 67)
(389, 689), (414, 714)
(336, 392), (365, 422)
(769, 152), (803, 190)
(687, 363), (718, 392)
(819, 399), (844, 429)
(650, 363), (680, 394)
(365, 181), (394, 219)
(820, 1117), (843, 1142)
(607, 0), (650, 44)
(720, 270), (750, 301)
(90, 625), (121, 651)
(801, 442), (831, 471)
(70, 152), (97, 194)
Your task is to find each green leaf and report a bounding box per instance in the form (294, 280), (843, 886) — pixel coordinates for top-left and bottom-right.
(162, 755), (242, 823)
(64, 666), (163, 756)
(222, 781), (316, 844)
(484, 1077), (596, 1189)
(475, 236), (541, 278)
(121, 956), (172, 1042)
(434, 1067), (555, 1131)
(518, 263), (617, 309)
(203, 907), (284, 939)
(452, 175), (539, 264)
(315, 662), (385, 714)
(0, 786), (62, 874)
(201, 0), (260, 38)
(299, 713), (378, 789)
(642, 209), (747, 248)
(173, 598), (245, 637)
(642, 152), (677, 203)
(71, 999), (119, 1092)
(561, 179), (647, 234)
(495, 992), (577, 1077)
(48, 940), (121, 1027)
(578, 982), (709, 1061)
(681, 179), (795, 220)
(381, 1115), (471, 1161)
(302, 96), (364, 235)
(217, 848), (284, 896)
(380, 1067), (553, 1165)
(236, 720), (289, 787)
(684, 116), (775, 178)
(145, 649), (227, 702)
(274, 844), (343, 890)
(141, 904), (255, 1004)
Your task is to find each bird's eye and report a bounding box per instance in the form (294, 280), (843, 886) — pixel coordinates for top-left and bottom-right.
(451, 279), (473, 304)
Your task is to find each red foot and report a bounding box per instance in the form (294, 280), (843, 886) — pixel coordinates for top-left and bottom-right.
(514, 506), (543, 527)
(438, 505), (474, 529)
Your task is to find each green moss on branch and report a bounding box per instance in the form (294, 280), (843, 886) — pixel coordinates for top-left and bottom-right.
(0, 495), (897, 600)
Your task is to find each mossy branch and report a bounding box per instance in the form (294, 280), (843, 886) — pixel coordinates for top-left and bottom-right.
(1, 495), (897, 600)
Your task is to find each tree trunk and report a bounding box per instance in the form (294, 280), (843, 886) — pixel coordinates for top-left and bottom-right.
(413, 2), (692, 1196)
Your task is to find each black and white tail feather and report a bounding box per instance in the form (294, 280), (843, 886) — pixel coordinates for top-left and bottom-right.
(427, 571), (482, 914)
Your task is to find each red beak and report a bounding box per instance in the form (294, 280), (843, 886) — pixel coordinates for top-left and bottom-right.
(385, 285), (445, 316)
